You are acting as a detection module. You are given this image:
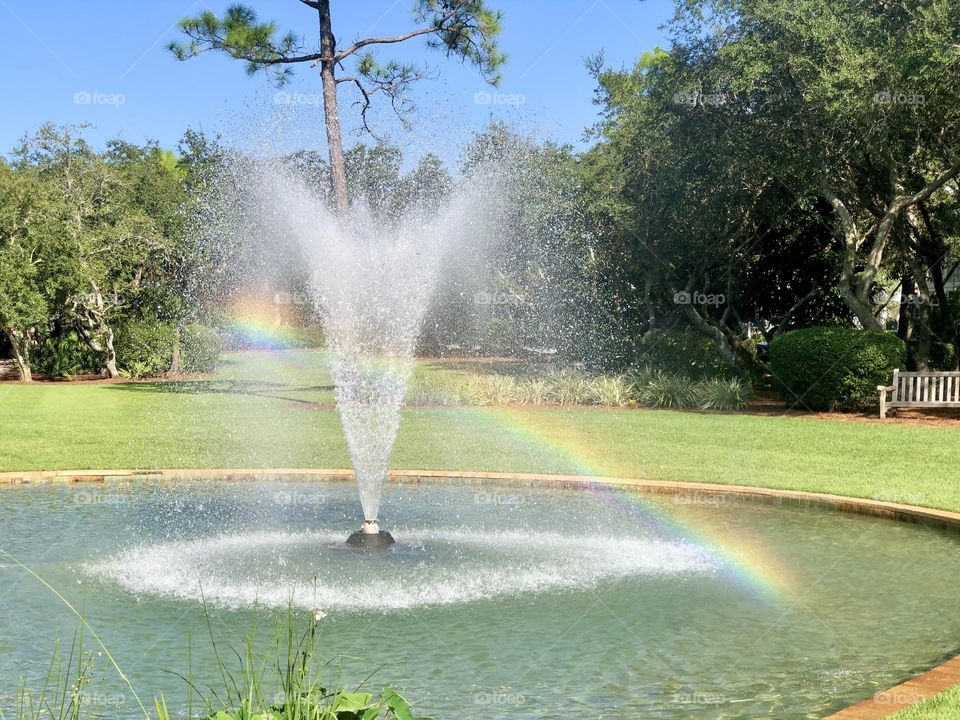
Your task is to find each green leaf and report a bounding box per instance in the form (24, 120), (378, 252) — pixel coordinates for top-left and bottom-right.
(331, 692), (376, 712)
(381, 687), (414, 720)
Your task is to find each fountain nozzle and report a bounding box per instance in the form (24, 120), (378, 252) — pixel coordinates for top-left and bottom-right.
(362, 519), (380, 534)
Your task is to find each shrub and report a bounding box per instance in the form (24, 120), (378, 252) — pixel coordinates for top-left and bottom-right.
(631, 371), (751, 410)
(769, 327), (906, 411)
(544, 370), (591, 405)
(516, 377), (551, 404)
(589, 375), (633, 406)
(463, 374), (519, 405)
(405, 371), (463, 405)
(930, 342), (957, 371)
(633, 328), (730, 379)
(693, 377), (750, 410)
(32, 333), (99, 379)
(636, 372), (694, 408)
(180, 323), (222, 373)
(114, 318), (176, 378)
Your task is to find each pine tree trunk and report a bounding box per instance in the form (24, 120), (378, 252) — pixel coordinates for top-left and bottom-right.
(318, 0), (349, 217)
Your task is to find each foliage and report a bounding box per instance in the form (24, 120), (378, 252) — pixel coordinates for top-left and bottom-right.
(543, 370), (591, 405)
(3, 599), (432, 720)
(169, 1), (504, 126)
(583, 0), (960, 374)
(634, 372), (694, 409)
(769, 327), (907, 411)
(11, 631), (96, 720)
(633, 329), (731, 380)
(588, 375), (633, 406)
(405, 369), (464, 405)
(1, 125), (194, 379)
(692, 378), (751, 411)
(32, 334), (100, 379)
(930, 342), (957, 372)
(193, 612), (433, 720)
(403, 365), (750, 410)
(181, 324), (222, 373)
(463, 373), (519, 406)
(114, 319), (176, 378)
(0, 160), (53, 379)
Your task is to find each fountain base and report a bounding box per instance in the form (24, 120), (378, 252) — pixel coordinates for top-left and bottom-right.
(346, 529), (396, 550)
(346, 519), (395, 549)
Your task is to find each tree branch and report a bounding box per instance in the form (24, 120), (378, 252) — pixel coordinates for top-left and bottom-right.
(334, 7), (460, 63)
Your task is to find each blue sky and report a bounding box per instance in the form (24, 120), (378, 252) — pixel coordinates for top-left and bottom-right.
(0, 0), (673, 159)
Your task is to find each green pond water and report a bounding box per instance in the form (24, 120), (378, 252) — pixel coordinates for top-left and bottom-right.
(0, 477), (958, 719)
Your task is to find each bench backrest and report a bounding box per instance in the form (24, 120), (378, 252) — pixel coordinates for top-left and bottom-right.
(892, 369), (960, 404)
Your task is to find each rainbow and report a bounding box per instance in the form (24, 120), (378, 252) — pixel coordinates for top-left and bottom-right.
(449, 407), (794, 602)
(223, 296), (290, 349)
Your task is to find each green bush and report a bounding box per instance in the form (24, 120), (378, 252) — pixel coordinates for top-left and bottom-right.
(636, 372), (694, 408)
(114, 318), (176, 378)
(692, 377), (750, 410)
(628, 369), (751, 410)
(544, 370), (591, 405)
(32, 333), (100, 379)
(405, 370), (463, 405)
(517, 377), (551, 404)
(930, 342), (957, 371)
(769, 327), (906, 411)
(633, 329), (730, 379)
(463, 374), (520, 405)
(181, 323), (222, 373)
(589, 375), (633, 406)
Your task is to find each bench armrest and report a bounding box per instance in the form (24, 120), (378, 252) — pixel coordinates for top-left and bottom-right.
(877, 385), (894, 392)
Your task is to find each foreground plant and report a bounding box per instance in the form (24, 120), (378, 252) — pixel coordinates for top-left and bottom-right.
(0, 550), (434, 720)
(195, 609), (433, 720)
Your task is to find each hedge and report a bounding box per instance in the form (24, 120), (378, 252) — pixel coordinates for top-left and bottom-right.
(769, 326), (906, 411)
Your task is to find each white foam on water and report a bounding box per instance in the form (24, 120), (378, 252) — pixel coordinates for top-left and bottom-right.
(84, 529), (717, 611)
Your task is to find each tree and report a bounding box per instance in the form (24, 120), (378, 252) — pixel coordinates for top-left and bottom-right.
(170, 1), (505, 217)
(671, 0), (960, 337)
(12, 125), (187, 378)
(0, 161), (50, 381)
(585, 0), (960, 372)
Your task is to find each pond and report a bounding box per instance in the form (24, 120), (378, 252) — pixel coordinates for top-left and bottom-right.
(1, 477), (958, 718)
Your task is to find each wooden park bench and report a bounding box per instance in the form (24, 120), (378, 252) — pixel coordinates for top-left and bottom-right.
(878, 369), (960, 418)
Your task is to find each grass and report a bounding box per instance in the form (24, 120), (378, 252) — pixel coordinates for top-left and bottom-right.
(893, 687), (960, 719)
(2, 350), (960, 719)
(0, 351), (958, 511)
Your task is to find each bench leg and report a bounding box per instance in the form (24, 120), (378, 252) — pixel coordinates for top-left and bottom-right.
(879, 391), (887, 419)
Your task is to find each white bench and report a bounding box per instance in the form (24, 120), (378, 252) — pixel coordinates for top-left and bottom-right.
(878, 369), (960, 418)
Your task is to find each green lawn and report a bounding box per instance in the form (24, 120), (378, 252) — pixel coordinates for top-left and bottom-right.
(1, 351), (959, 511)
(894, 687), (960, 719)
(2, 350), (960, 719)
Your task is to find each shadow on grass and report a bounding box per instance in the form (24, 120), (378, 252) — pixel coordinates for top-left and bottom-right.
(105, 379), (336, 406)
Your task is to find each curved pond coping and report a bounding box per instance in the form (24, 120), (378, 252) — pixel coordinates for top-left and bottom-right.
(1, 467), (958, 718)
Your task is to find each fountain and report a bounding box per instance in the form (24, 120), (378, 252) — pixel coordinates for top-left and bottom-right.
(214, 156), (499, 546)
